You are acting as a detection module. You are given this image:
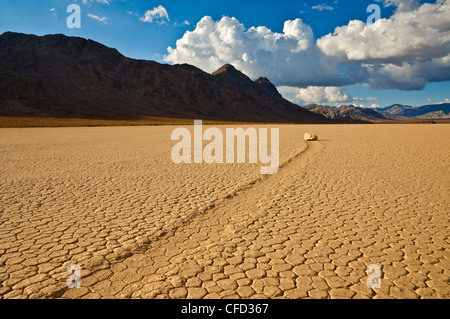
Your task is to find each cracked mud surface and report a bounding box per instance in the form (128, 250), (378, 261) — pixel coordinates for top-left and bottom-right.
(0, 124), (449, 299)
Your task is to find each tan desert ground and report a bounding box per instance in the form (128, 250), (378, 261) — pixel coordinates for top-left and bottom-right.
(0, 124), (449, 299)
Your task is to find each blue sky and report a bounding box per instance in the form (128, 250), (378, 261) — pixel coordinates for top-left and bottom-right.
(0, 0), (449, 108)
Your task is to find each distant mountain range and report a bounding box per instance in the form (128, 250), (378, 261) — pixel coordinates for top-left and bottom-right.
(0, 32), (334, 124)
(303, 103), (450, 122)
(374, 104), (450, 119)
(302, 104), (388, 122)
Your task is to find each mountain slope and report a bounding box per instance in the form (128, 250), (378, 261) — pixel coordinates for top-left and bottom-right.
(303, 104), (387, 122)
(0, 32), (334, 124)
(376, 104), (450, 119)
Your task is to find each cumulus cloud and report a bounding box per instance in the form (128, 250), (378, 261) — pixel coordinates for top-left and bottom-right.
(165, 16), (350, 87)
(87, 13), (107, 24)
(140, 5), (169, 24)
(317, 1), (450, 62)
(165, 1), (450, 96)
(317, 0), (450, 90)
(278, 86), (376, 105)
(293, 86), (353, 104)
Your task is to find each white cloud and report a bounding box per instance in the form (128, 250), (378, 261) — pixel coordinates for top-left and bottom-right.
(81, 0), (111, 5)
(174, 20), (190, 27)
(317, 2), (450, 62)
(126, 11), (140, 17)
(278, 86), (376, 105)
(355, 96), (377, 102)
(368, 104), (381, 109)
(312, 4), (334, 11)
(140, 5), (169, 24)
(445, 98), (450, 103)
(361, 52), (450, 90)
(295, 86), (353, 104)
(165, 16), (349, 88)
(375, 0), (419, 12)
(165, 1), (450, 94)
(87, 13), (107, 24)
(49, 8), (57, 19)
(314, 0), (450, 90)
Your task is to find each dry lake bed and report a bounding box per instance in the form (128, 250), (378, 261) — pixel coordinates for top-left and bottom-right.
(0, 124), (449, 299)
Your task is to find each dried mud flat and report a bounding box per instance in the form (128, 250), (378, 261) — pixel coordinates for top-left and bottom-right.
(0, 124), (448, 299)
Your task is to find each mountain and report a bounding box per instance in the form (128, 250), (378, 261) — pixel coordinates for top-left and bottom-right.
(0, 32), (334, 124)
(375, 104), (450, 119)
(302, 104), (387, 122)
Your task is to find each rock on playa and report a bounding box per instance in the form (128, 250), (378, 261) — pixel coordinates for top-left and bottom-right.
(304, 133), (318, 141)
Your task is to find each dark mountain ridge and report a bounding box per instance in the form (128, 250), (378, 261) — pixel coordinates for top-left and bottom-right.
(0, 32), (335, 124)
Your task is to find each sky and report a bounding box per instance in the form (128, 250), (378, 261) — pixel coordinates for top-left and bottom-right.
(0, 0), (449, 108)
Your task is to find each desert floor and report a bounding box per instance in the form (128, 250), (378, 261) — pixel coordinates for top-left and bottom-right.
(0, 124), (448, 299)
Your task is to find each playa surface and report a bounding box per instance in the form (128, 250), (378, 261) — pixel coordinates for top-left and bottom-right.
(0, 124), (448, 299)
